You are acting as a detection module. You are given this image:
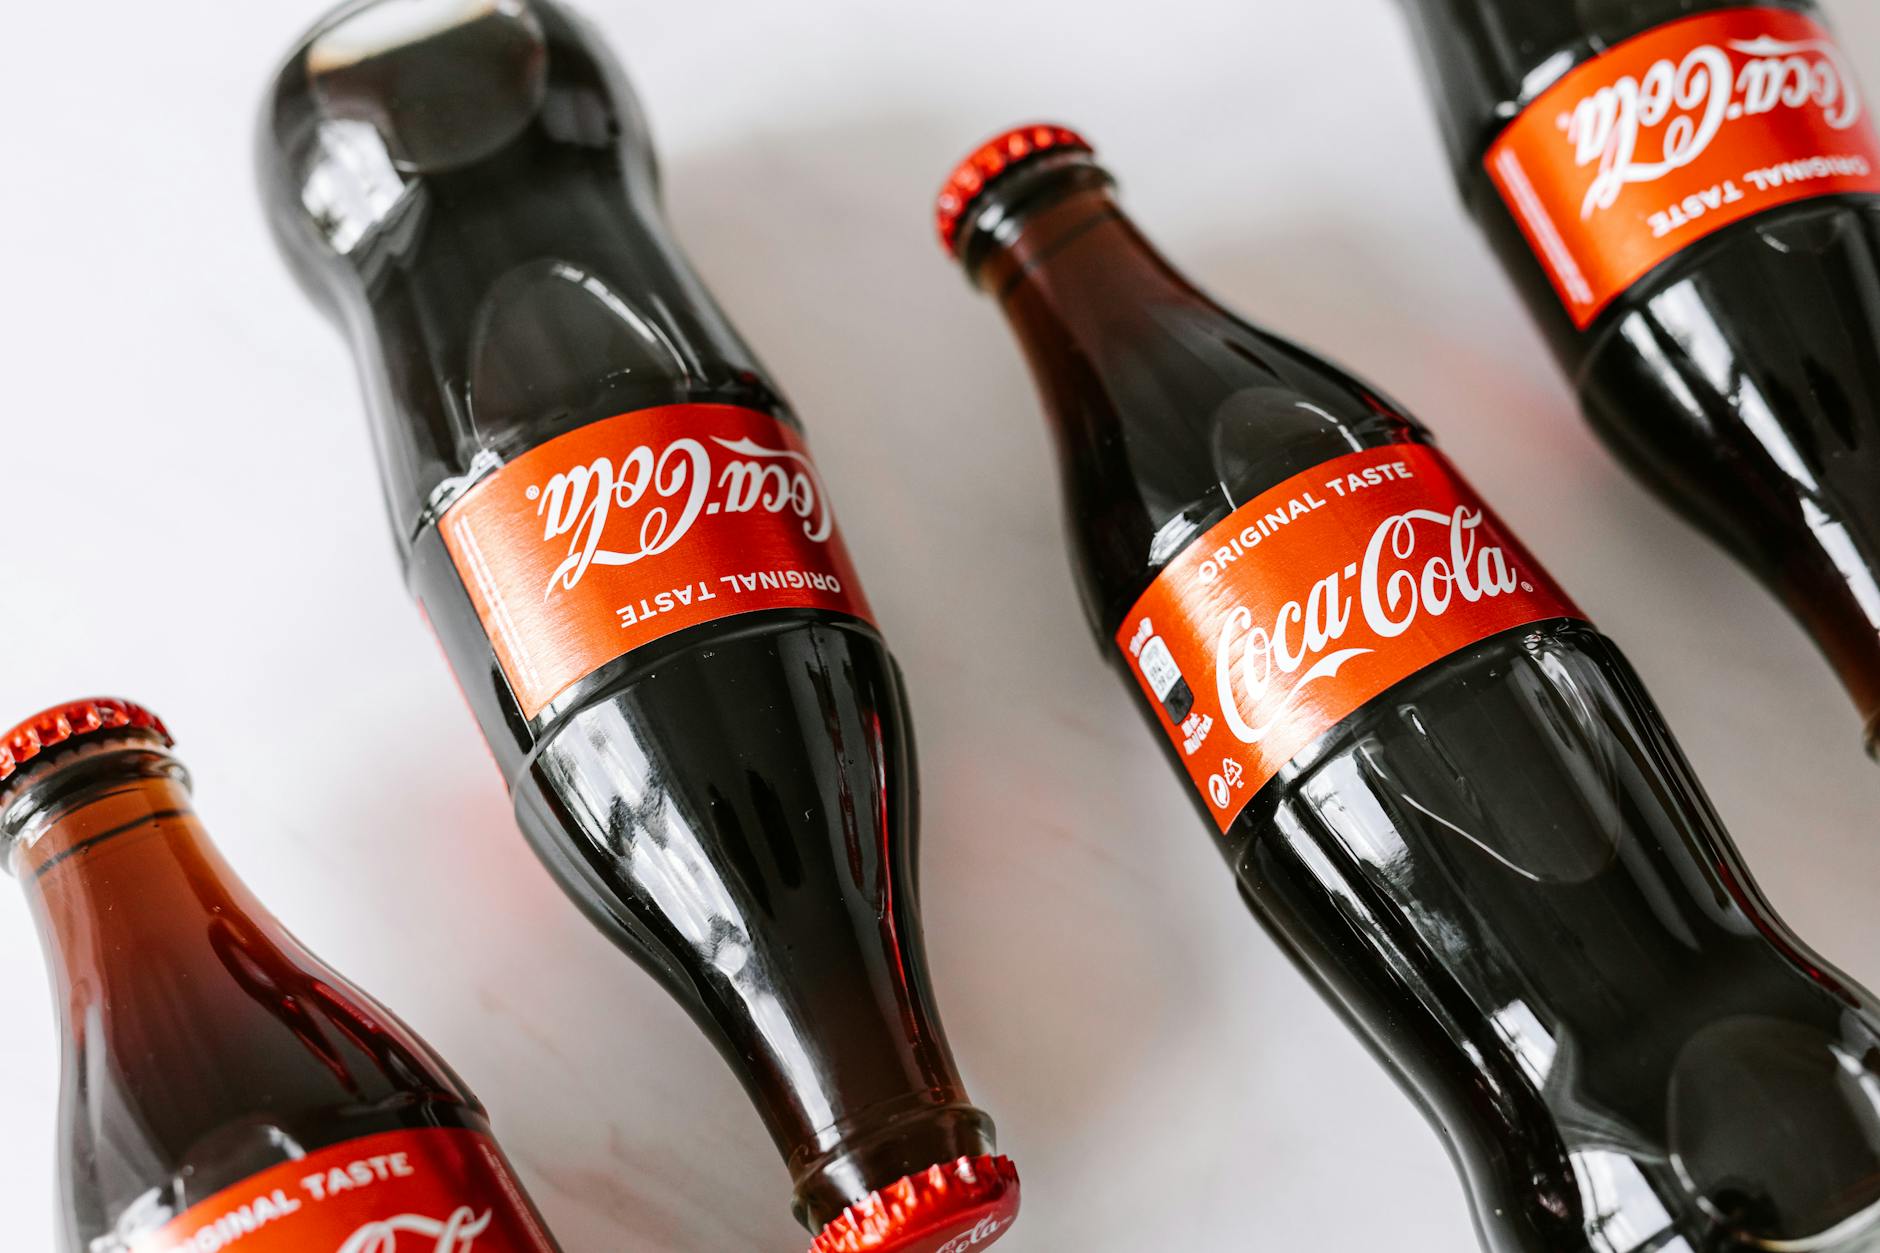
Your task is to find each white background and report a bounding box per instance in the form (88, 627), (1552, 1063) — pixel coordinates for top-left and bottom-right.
(5, 1), (1880, 1250)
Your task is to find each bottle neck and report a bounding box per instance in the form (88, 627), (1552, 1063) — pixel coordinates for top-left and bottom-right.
(960, 163), (1233, 478)
(3, 741), (271, 1006)
(964, 168), (1208, 337)
(3, 733), (482, 1239)
(957, 163), (1274, 633)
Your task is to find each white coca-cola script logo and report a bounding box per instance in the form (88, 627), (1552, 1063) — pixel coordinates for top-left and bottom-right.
(935, 1216), (1012, 1253)
(1562, 32), (1863, 216)
(527, 434), (832, 598)
(1214, 508), (1519, 745)
(337, 1207), (492, 1253)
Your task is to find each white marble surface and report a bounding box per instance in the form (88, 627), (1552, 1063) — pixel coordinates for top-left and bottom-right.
(6, 1), (1880, 1249)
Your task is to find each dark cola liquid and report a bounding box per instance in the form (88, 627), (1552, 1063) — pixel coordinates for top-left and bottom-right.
(960, 163), (1880, 1250)
(1400, 0), (1880, 742)
(6, 743), (502, 1252)
(259, 0), (994, 1229)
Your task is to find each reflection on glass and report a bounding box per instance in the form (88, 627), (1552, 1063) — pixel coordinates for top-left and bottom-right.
(302, 119), (413, 254)
(1491, 999), (1557, 1089)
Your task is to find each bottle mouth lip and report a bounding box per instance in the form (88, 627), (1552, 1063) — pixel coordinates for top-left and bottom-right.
(808, 1155), (1020, 1253)
(934, 123), (1093, 258)
(0, 701), (180, 873)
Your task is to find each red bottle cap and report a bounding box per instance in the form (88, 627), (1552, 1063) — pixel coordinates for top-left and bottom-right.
(0, 698), (171, 785)
(935, 123), (1090, 256)
(809, 1155), (1020, 1253)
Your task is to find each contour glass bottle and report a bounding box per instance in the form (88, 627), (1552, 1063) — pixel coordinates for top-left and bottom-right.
(1399, 0), (1880, 749)
(255, 4), (1017, 1250)
(1, 698), (563, 1253)
(941, 124), (1880, 1253)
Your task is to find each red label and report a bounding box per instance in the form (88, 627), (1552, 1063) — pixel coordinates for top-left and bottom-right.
(1485, 7), (1880, 328)
(132, 1128), (558, 1252)
(441, 404), (874, 719)
(1116, 446), (1582, 831)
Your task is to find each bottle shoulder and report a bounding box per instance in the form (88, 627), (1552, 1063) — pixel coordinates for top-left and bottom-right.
(39, 827), (482, 1248)
(259, 0), (782, 552)
(1041, 306), (1424, 633)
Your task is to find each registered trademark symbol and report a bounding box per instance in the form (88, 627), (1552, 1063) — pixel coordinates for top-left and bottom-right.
(1521, 581), (1533, 592)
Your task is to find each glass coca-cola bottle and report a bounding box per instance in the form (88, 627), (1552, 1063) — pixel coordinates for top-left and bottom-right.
(2, 697), (563, 1252)
(256, 3), (1017, 1250)
(941, 123), (1880, 1252)
(1398, 0), (1880, 748)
